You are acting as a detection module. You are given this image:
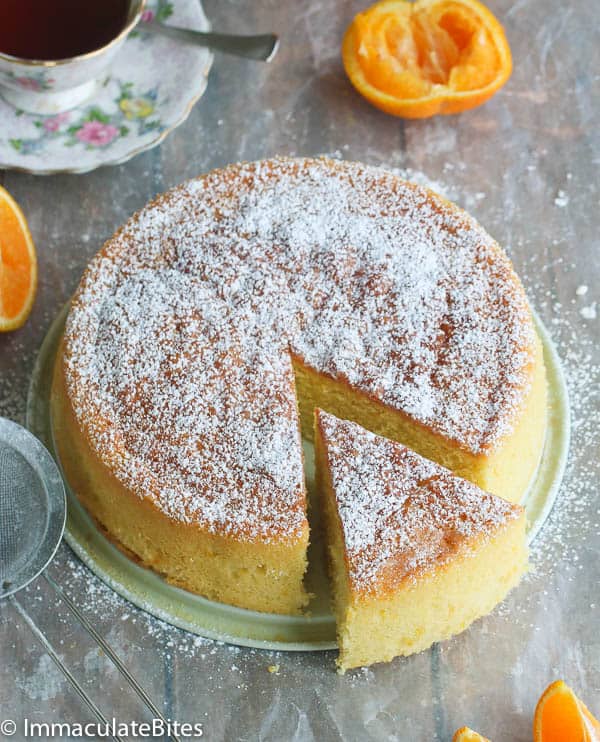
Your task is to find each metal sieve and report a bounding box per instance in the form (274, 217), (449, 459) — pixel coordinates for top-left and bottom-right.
(0, 417), (180, 742)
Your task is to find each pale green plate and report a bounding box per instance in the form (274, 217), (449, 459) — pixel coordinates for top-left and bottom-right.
(27, 305), (569, 651)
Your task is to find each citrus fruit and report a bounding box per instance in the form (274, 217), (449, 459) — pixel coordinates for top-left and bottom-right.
(453, 726), (490, 742)
(534, 680), (600, 742)
(342, 0), (512, 118)
(0, 185), (37, 332)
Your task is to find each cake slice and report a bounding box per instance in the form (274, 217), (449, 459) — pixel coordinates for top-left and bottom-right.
(314, 409), (528, 672)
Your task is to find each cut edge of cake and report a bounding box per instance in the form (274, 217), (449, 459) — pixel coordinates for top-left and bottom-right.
(314, 408), (529, 672)
(293, 325), (547, 507)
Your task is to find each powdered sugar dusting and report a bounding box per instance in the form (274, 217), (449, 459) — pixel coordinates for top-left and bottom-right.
(63, 157), (535, 540)
(318, 411), (523, 595)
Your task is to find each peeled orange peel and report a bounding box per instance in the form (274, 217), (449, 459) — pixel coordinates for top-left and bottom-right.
(0, 185), (37, 332)
(342, 0), (512, 118)
(453, 727), (490, 742)
(534, 680), (600, 742)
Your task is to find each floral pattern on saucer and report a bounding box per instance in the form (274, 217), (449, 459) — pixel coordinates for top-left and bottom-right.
(0, 0), (213, 174)
(9, 83), (163, 155)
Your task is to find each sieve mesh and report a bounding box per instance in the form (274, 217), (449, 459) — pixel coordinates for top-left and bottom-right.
(0, 418), (65, 598)
(0, 442), (47, 585)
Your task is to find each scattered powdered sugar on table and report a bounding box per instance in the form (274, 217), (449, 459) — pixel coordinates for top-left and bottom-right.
(16, 654), (65, 701)
(318, 410), (521, 594)
(580, 303), (597, 321)
(63, 157), (535, 539)
(574, 283), (596, 321)
(0, 340), (34, 426)
(554, 190), (569, 208)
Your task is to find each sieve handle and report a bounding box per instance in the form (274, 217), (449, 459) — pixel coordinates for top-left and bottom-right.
(10, 595), (125, 742)
(43, 573), (181, 742)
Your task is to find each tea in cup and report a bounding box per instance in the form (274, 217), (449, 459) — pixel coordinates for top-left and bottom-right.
(0, 0), (145, 114)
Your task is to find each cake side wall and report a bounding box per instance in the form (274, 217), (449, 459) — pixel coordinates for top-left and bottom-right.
(336, 515), (528, 671)
(478, 328), (548, 503)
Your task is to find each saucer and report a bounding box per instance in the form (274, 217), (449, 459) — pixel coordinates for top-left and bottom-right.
(0, 0), (213, 175)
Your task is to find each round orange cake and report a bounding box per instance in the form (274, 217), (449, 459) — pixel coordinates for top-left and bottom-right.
(51, 157), (547, 614)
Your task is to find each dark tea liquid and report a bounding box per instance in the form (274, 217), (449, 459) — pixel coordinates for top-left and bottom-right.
(0, 0), (130, 61)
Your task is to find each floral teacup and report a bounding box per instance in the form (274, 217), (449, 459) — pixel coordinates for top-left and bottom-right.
(0, 1), (145, 115)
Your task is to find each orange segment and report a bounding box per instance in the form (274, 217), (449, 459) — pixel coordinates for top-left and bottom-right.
(0, 184), (37, 332)
(342, 0), (512, 118)
(453, 727), (490, 742)
(534, 680), (600, 742)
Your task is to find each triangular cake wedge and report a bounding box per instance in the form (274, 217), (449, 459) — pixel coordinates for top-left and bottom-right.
(314, 409), (528, 672)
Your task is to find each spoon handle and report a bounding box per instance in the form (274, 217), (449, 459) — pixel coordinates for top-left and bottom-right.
(142, 22), (279, 62)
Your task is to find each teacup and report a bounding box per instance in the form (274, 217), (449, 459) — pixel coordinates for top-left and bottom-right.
(0, 0), (145, 115)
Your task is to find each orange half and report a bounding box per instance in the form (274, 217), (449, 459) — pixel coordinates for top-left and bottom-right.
(0, 185), (37, 332)
(534, 680), (600, 742)
(342, 0), (512, 118)
(453, 727), (490, 742)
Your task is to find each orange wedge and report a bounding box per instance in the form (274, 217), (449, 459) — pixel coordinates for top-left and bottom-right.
(534, 680), (600, 742)
(453, 727), (490, 742)
(0, 185), (37, 332)
(342, 0), (512, 118)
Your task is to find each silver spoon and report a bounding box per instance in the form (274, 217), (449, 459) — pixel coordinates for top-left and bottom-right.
(0, 418), (180, 742)
(141, 20), (279, 62)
